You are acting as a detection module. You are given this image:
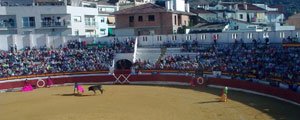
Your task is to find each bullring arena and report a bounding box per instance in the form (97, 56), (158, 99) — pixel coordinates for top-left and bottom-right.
(1, 71), (300, 120)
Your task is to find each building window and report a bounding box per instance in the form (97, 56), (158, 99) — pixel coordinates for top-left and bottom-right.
(157, 36), (162, 41)
(100, 18), (105, 23)
(200, 34), (203, 40)
(213, 34), (219, 40)
(22, 17), (35, 28)
(240, 14), (243, 19)
(172, 35), (177, 41)
(232, 33), (237, 39)
(247, 33), (253, 39)
(138, 16), (143, 22)
(85, 17), (95, 26)
(75, 30), (79, 36)
(99, 7), (116, 12)
(74, 16), (81, 22)
(100, 28), (106, 35)
(174, 16), (177, 25)
(129, 16), (134, 22)
(186, 35), (191, 40)
(148, 15), (155, 21)
(200, 34), (206, 40)
(263, 32), (269, 38)
(280, 32), (285, 38)
(143, 36), (147, 41)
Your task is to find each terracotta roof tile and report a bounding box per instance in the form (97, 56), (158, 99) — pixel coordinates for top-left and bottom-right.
(113, 3), (166, 15)
(190, 9), (216, 14)
(237, 4), (265, 11)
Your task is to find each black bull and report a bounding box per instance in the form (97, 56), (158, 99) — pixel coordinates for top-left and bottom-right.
(88, 85), (104, 94)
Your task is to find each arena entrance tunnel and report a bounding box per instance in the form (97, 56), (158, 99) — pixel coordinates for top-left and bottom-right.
(115, 59), (132, 70)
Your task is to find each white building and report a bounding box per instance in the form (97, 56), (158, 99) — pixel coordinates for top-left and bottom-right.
(0, 0), (117, 37)
(197, 1), (295, 32)
(117, 0), (155, 10)
(97, 3), (118, 37)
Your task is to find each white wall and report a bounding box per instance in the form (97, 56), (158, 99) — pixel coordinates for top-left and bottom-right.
(275, 25), (296, 31)
(235, 12), (247, 22)
(0, 7), (7, 14)
(174, 0), (185, 12)
(1, 5), (101, 36)
(266, 13), (284, 23)
(98, 15), (109, 37)
(0, 35), (10, 51)
(67, 6), (98, 36)
(115, 28), (135, 36)
(0, 30), (299, 50)
(115, 53), (134, 62)
(198, 13), (218, 22)
(6, 6), (67, 33)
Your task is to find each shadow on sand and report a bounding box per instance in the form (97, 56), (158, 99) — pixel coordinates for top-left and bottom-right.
(197, 100), (221, 104)
(121, 84), (299, 120)
(54, 93), (94, 97)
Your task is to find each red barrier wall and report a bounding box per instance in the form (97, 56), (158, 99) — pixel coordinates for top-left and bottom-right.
(0, 74), (299, 104)
(0, 74), (193, 90)
(208, 78), (300, 104)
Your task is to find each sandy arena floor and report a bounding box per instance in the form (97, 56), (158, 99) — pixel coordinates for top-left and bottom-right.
(0, 85), (299, 120)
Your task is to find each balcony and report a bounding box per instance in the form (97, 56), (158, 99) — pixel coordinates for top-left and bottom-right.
(41, 21), (70, 28)
(85, 22), (96, 26)
(40, 14), (71, 29)
(0, 16), (17, 30)
(85, 22), (97, 30)
(0, 22), (16, 29)
(84, 16), (96, 29)
(23, 21), (36, 28)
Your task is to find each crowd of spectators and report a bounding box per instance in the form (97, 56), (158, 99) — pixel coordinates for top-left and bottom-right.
(1, 37), (299, 90)
(0, 38), (136, 78)
(282, 36), (300, 43)
(66, 38), (135, 53)
(0, 41), (115, 78)
(133, 43), (300, 89)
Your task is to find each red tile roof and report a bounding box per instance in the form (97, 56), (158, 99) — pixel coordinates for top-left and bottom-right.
(113, 3), (167, 15)
(269, 5), (285, 13)
(288, 13), (300, 19)
(113, 3), (195, 16)
(190, 9), (216, 14)
(219, 2), (265, 11)
(237, 4), (265, 11)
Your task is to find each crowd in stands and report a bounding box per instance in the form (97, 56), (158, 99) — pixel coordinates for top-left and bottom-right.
(133, 42), (300, 89)
(282, 36), (300, 43)
(0, 38), (136, 78)
(0, 40), (116, 78)
(0, 37), (299, 90)
(66, 38), (135, 53)
(111, 38), (135, 53)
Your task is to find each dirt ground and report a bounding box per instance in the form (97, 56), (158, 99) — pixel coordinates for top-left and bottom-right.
(0, 85), (299, 120)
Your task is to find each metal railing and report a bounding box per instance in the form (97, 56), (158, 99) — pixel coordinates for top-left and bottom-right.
(41, 21), (70, 27)
(0, 22), (16, 28)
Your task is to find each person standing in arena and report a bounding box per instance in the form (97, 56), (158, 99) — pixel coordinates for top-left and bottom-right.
(74, 82), (79, 94)
(220, 86), (228, 102)
(46, 76), (54, 88)
(73, 82), (84, 94)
